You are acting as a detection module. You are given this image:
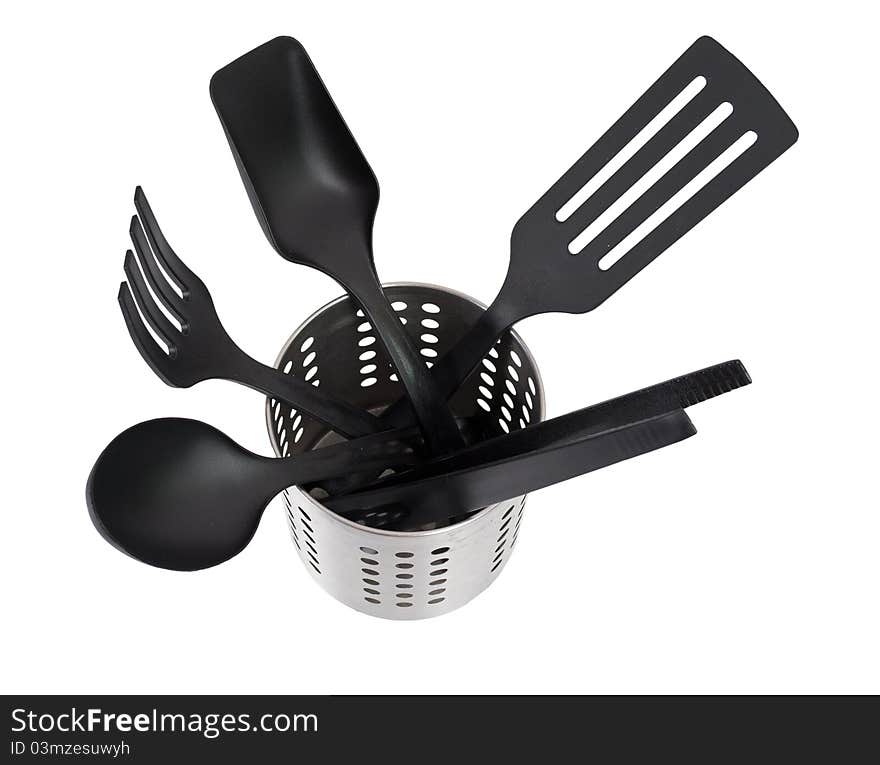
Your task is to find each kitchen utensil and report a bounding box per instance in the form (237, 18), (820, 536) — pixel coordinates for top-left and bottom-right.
(97, 35), (776, 622)
(329, 359), (751, 530)
(210, 36), (463, 453)
(87, 408), (692, 572)
(374, 35), (797, 428)
(328, 409), (696, 530)
(87, 418), (420, 571)
(119, 186), (387, 438)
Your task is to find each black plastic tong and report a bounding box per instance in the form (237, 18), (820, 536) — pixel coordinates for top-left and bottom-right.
(329, 360), (751, 529)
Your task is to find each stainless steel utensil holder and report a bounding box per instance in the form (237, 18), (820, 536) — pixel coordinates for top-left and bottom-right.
(266, 284), (544, 619)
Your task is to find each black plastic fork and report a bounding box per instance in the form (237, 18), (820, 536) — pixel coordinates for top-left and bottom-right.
(118, 187), (390, 439)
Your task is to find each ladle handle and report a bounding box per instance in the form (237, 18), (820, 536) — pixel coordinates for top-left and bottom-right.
(261, 424), (422, 496)
(378, 294), (518, 429)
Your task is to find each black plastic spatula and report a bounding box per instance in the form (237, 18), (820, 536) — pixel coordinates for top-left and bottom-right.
(379, 36), (798, 425)
(210, 36), (463, 454)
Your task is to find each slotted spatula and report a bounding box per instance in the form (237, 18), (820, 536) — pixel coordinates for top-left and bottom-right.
(377, 35), (797, 428)
(209, 36), (463, 454)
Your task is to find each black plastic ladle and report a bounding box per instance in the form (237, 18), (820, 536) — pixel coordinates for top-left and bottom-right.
(87, 419), (420, 572)
(210, 36), (462, 454)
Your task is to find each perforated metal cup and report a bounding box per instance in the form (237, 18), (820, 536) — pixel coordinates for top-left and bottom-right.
(266, 284), (544, 619)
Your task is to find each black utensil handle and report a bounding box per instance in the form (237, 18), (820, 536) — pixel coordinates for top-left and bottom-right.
(329, 359), (749, 500)
(321, 358), (748, 501)
(419, 299), (515, 400)
(260, 425), (422, 496)
(352, 272), (465, 453)
(375, 295), (517, 429)
(328, 409), (697, 529)
(230, 349), (386, 438)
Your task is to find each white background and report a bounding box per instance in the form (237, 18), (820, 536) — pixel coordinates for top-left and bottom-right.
(2, 1), (877, 694)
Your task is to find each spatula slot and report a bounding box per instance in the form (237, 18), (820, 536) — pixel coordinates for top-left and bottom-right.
(555, 76), (707, 223)
(569, 100), (734, 256)
(598, 129), (757, 270)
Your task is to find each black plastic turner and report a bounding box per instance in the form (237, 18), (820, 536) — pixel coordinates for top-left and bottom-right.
(378, 35), (797, 428)
(210, 36), (463, 454)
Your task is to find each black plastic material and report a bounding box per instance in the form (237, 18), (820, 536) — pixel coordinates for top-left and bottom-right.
(376, 35), (797, 428)
(86, 419), (420, 571)
(118, 187), (388, 439)
(86, 411), (688, 571)
(210, 36), (462, 453)
(328, 359), (751, 529)
(329, 410), (697, 530)
(86, 360), (748, 569)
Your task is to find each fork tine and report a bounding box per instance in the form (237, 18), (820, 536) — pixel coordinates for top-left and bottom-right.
(123, 250), (179, 348)
(117, 282), (175, 381)
(133, 186), (194, 292)
(129, 215), (185, 323)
